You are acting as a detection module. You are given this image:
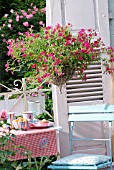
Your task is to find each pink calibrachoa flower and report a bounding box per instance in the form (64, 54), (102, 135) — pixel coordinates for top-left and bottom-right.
(48, 53), (55, 60)
(45, 35), (49, 40)
(16, 43), (18, 48)
(41, 51), (46, 56)
(20, 40), (24, 45)
(22, 54), (27, 57)
(91, 56), (95, 59)
(21, 48), (26, 53)
(39, 85), (43, 89)
(29, 53), (33, 56)
(5, 69), (8, 72)
(7, 49), (13, 56)
(82, 74), (87, 81)
(31, 93), (38, 97)
(45, 26), (52, 30)
(37, 76), (42, 83)
(79, 56), (83, 60)
(43, 58), (47, 62)
(54, 67), (59, 73)
(31, 64), (36, 68)
(88, 28), (92, 32)
(5, 63), (9, 68)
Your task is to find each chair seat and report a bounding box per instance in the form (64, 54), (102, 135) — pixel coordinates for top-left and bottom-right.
(52, 153), (111, 166)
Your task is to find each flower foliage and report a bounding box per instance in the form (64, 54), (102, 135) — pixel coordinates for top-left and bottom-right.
(6, 23), (114, 90)
(0, 3), (46, 43)
(0, 2), (46, 86)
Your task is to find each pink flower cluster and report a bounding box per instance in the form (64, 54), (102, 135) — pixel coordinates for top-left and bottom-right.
(6, 23), (114, 88)
(0, 110), (8, 120)
(0, 4), (46, 43)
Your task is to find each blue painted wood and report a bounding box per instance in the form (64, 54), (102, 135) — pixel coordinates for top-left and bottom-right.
(68, 113), (114, 122)
(69, 104), (114, 114)
(48, 105), (114, 170)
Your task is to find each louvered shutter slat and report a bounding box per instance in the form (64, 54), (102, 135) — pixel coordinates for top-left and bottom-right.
(66, 63), (103, 104)
(67, 91), (103, 97)
(67, 95), (103, 103)
(66, 82), (102, 89)
(67, 87), (103, 93)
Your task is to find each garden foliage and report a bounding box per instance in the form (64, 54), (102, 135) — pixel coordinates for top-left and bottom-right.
(0, 0), (46, 87)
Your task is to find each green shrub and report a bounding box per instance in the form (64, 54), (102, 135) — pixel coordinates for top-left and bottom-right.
(0, 0), (46, 88)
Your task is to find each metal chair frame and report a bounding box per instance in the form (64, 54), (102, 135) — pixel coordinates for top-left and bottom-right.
(48, 104), (114, 170)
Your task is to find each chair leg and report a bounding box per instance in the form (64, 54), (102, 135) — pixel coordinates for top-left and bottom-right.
(110, 164), (112, 170)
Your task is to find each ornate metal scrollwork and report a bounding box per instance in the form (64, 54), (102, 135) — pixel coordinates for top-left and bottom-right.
(13, 79), (23, 91)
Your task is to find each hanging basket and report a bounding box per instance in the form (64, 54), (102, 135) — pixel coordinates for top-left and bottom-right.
(51, 65), (76, 93)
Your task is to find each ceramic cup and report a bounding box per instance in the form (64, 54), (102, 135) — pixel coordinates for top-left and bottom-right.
(7, 112), (15, 129)
(22, 111), (33, 121)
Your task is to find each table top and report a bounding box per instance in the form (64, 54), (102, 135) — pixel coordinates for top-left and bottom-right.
(0, 125), (62, 136)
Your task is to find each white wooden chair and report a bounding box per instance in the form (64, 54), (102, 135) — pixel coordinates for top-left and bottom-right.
(48, 104), (114, 170)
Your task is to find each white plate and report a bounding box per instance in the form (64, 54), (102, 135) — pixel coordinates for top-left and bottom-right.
(29, 122), (54, 128)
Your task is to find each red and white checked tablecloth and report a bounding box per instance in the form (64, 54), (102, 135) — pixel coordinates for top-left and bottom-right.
(3, 127), (58, 160)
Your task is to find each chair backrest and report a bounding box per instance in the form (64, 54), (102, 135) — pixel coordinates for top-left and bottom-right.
(68, 104), (114, 164)
(69, 104), (114, 114)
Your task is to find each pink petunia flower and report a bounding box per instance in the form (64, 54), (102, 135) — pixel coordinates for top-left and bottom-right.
(8, 19), (12, 23)
(4, 14), (8, 17)
(26, 14), (33, 19)
(23, 22), (29, 27)
(8, 24), (11, 28)
(16, 16), (19, 22)
(39, 21), (45, 26)
(20, 15), (23, 19)
(40, 7), (46, 13)
(10, 9), (14, 13)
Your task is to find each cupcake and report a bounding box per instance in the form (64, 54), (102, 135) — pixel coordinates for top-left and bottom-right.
(40, 119), (49, 126)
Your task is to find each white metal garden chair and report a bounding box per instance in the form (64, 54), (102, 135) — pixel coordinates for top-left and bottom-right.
(48, 104), (114, 170)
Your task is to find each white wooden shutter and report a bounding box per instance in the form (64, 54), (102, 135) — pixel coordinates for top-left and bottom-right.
(46, 0), (113, 157)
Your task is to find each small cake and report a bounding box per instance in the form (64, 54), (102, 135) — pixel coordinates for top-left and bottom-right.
(40, 119), (49, 126)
